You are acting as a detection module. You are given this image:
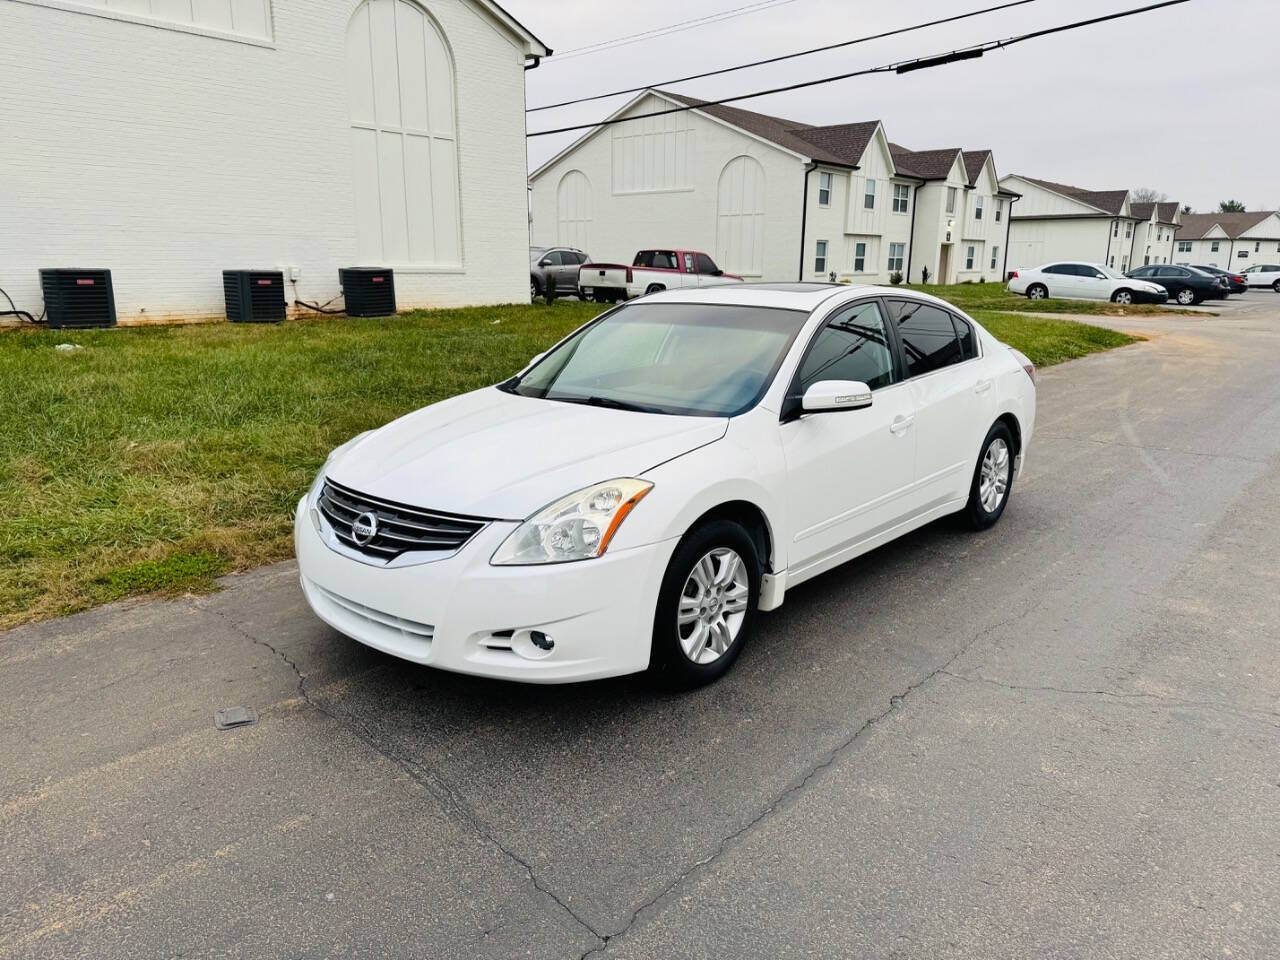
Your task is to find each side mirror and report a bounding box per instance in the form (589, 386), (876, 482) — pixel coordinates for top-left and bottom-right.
(539, 259), (553, 267)
(801, 380), (873, 413)
(713, 268), (724, 277)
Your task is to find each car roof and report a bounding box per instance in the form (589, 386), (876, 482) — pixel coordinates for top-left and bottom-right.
(640, 282), (963, 313)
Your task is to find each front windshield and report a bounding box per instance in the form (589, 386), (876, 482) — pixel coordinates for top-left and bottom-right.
(1099, 266), (1129, 280)
(503, 302), (809, 417)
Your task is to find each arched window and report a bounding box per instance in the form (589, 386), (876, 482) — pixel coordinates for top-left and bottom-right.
(716, 156), (766, 277)
(556, 170), (592, 251)
(346, 0), (460, 266)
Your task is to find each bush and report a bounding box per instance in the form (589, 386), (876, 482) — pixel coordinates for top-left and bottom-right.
(545, 275), (558, 304)
(889, 271), (903, 285)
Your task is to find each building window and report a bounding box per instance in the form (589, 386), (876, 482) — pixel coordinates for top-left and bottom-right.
(1177, 240), (1192, 253)
(347, 0), (461, 266)
(1125, 223), (1132, 238)
(996, 199), (1004, 223)
(815, 240), (828, 274)
(888, 243), (905, 272)
(1113, 221), (1119, 238)
(1121, 256), (1128, 271)
(946, 187), (957, 214)
(990, 245), (999, 270)
(1211, 240), (1220, 252)
(1109, 255), (1116, 268)
(1256, 241), (1262, 252)
(853, 242), (867, 273)
(818, 172), (832, 208)
(965, 245), (976, 270)
(864, 179), (876, 210)
(893, 184), (910, 213)
(975, 196), (984, 220)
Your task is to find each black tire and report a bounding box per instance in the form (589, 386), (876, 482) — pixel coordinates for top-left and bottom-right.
(1026, 283), (1048, 301)
(649, 519), (761, 689)
(530, 277), (541, 302)
(963, 422), (1016, 530)
(1272, 280), (1280, 293)
(645, 283), (666, 296)
(1111, 288), (1134, 305)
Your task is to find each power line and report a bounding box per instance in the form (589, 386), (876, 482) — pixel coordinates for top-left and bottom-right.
(528, 0), (1045, 113)
(550, 0), (799, 62)
(527, 0), (1192, 138)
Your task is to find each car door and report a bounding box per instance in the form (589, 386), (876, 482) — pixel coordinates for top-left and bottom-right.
(887, 298), (996, 512)
(780, 298), (917, 574)
(679, 252), (700, 289)
(1041, 264), (1076, 298)
(556, 251), (580, 291)
(1078, 264), (1111, 301)
(695, 252), (725, 287)
(1158, 266), (1189, 298)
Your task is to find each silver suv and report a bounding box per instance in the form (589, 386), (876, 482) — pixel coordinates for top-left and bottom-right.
(530, 246), (590, 300)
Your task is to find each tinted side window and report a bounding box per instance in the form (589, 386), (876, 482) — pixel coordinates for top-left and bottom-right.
(796, 301), (895, 393)
(696, 253), (718, 274)
(1042, 264), (1069, 275)
(544, 251), (564, 266)
(889, 300), (964, 377)
(952, 314), (978, 361)
(562, 251), (583, 265)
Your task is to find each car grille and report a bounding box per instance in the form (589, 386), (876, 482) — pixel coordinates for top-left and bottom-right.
(317, 478), (489, 561)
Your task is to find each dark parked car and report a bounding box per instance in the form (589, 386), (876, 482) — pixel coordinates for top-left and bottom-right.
(530, 246), (590, 300)
(1191, 264), (1248, 294)
(1127, 264), (1228, 305)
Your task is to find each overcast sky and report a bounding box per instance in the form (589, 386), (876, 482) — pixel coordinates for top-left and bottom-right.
(507, 0), (1277, 212)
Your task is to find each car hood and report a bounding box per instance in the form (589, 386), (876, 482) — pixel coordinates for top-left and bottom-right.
(326, 388), (727, 519)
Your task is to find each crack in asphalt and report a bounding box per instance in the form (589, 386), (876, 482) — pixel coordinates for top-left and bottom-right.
(1035, 434), (1270, 466)
(190, 599), (609, 948)
(940, 670), (1280, 724)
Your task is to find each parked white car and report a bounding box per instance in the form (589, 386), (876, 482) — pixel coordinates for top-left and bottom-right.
(1240, 263), (1280, 291)
(1008, 262), (1168, 304)
(578, 249), (743, 303)
(296, 284), (1036, 687)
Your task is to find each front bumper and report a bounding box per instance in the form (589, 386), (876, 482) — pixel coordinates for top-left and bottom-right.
(1132, 289), (1168, 304)
(294, 498), (677, 683)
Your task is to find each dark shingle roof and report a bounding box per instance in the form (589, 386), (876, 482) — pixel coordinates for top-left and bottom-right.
(658, 90), (878, 168)
(962, 149), (992, 186)
(1130, 201), (1180, 223)
(1016, 175), (1130, 215)
(888, 143), (961, 180)
(1175, 211), (1277, 239)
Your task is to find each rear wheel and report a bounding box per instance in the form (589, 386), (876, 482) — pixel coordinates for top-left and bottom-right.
(1175, 288), (1198, 305)
(530, 278), (540, 302)
(1272, 280), (1280, 293)
(645, 283), (666, 296)
(1111, 289), (1134, 305)
(650, 520), (760, 688)
(963, 423), (1015, 530)
(1026, 283), (1048, 301)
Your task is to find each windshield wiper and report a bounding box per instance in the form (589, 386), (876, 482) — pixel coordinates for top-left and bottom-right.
(550, 394), (664, 414)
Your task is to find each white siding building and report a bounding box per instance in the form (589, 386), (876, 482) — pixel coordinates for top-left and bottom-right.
(999, 176), (1182, 275)
(0, 0), (548, 323)
(529, 89), (1012, 288)
(1173, 212), (1280, 268)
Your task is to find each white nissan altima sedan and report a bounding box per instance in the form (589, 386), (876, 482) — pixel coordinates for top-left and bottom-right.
(295, 283), (1036, 687)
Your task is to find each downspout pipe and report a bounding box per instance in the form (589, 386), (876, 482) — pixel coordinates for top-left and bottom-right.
(1001, 195), (1016, 281)
(905, 183), (920, 283)
(1105, 218), (1115, 267)
(799, 162), (816, 282)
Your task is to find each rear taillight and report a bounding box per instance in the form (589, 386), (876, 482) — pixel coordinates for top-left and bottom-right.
(1010, 271), (1019, 280)
(626, 267), (633, 283)
(1009, 346), (1035, 384)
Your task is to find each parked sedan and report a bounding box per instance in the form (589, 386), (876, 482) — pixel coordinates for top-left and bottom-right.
(1191, 265), (1248, 294)
(1127, 264), (1228, 305)
(1008, 262), (1167, 304)
(530, 246), (590, 300)
(1240, 264), (1280, 292)
(296, 284), (1036, 687)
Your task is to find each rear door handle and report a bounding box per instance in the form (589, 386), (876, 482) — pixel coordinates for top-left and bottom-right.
(890, 415), (914, 435)
(974, 378), (993, 394)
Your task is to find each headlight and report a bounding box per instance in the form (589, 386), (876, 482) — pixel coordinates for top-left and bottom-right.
(308, 431), (373, 507)
(491, 478), (653, 566)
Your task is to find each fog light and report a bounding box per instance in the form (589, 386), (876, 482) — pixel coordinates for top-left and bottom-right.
(530, 630), (553, 651)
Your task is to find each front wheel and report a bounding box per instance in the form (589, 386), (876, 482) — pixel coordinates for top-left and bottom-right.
(1111, 289), (1134, 305)
(963, 423), (1015, 530)
(650, 520), (760, 688)
(1026, 283), (1048, 301)
(1175, 288), (1198, 305)
(1272, 280), (1280, 293)
(530, 278), (541, 302)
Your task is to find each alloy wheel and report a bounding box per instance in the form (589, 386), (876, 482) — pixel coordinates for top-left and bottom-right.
(1177, 289), (1195, 305)
(1029, 286), (1046, 300)
(979, 438), (1011, 514)
(677, 547), (750, 665)
(1114, 291), (1132, 304)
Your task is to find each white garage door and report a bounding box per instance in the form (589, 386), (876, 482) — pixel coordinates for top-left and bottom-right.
(557, 170), (592, 252)
(346, 0), (460, 266)
(716, 156), (766, 278)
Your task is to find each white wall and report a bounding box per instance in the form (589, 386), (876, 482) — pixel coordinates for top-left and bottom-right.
(956, 157), (1008, 283)
(0, 0), (534, 322)
(530, 94), (805, 282)
(1006, 218), (1114, 272)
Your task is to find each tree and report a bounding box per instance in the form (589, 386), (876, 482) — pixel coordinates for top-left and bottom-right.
(1131, 187), (1168, 203)
(1219, 200), (1246, 213)
(1181, 204), (1193, 214)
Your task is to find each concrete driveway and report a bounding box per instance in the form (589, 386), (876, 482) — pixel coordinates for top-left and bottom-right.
(3, 301), (1279, 959)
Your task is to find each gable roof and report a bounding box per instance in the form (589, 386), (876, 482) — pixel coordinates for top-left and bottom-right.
(1130, 201), (1180, 224)
(962, 149), (992, 186)
(888, 143), (961, 181)
(1176, 211), (1277, 239)
(658, 91), (881, 168)
(1015, 175), (1130, 216)
(477, 0), (550, 56)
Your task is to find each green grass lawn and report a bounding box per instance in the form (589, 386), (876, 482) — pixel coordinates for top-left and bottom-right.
(0, 293), (1143, 627)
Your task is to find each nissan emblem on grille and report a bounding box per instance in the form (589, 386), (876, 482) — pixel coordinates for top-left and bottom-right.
(350, 511), (378, 545)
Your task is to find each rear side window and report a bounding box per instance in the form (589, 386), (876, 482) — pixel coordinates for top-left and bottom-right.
(952, 314), (978, 361)
(1042, 264), (1069, 274)
(795, 300), (895, 392)
(889, 300), (965, 377)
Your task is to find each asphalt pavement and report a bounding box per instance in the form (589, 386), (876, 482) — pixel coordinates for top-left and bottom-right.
(2, 296), (1279, 959)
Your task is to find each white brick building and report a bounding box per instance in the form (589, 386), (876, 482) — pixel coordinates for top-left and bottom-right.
(0, 0), (548, 322)
(1173, 212), (1280, 268)
(528, 89), (1013, 288)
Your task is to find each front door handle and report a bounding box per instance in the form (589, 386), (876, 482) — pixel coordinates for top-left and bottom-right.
(974, 378), (993, 394)
(890, 415), (914, 436)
